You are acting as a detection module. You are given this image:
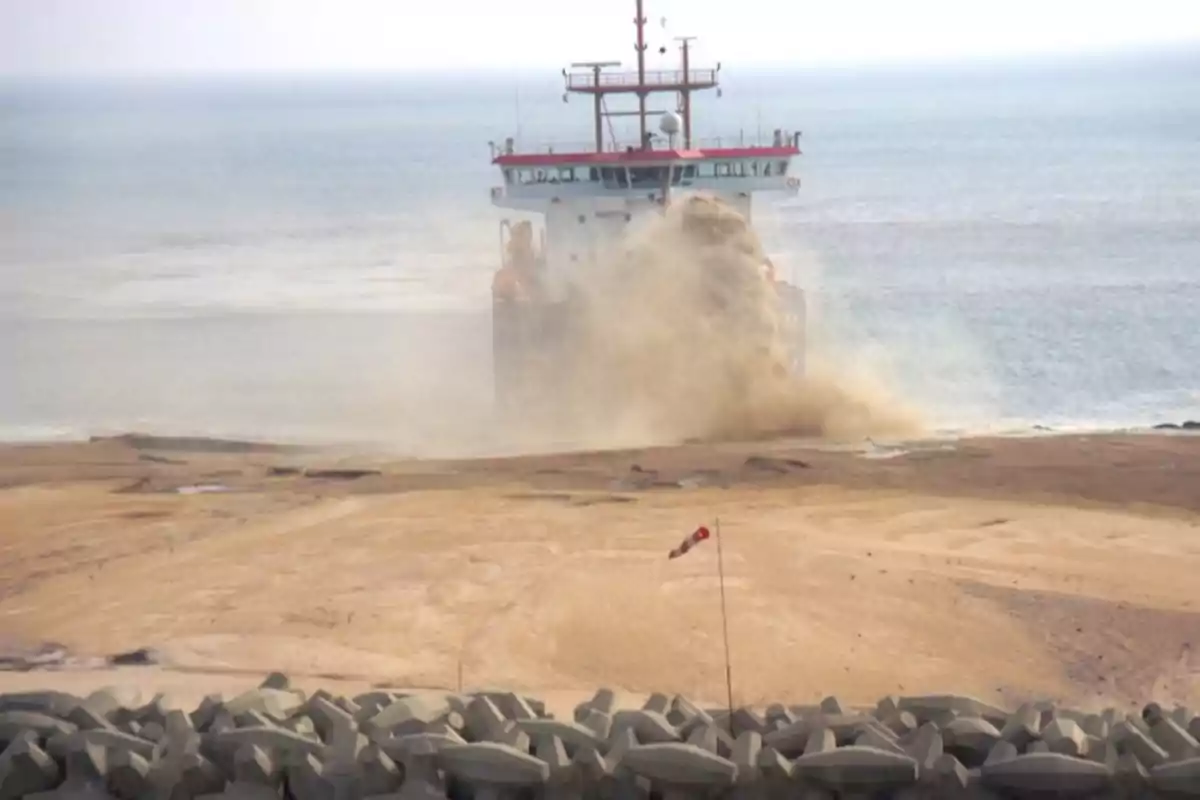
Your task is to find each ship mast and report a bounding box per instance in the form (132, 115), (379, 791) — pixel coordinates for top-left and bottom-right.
(570, 61), (621, 152)
(676, 35), (697, 149)
(635, 0), (648, 149)
(563, 0), (719, 154)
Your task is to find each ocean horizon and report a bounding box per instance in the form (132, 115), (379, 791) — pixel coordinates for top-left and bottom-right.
(2, 49), (1198, 449)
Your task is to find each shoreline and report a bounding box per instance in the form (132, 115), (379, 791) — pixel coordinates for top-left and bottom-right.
(4, 425), (1200, 512)
(0, 417), (1196, 455)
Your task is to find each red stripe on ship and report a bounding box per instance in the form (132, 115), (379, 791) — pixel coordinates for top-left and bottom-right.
(494, 146), (800, 168)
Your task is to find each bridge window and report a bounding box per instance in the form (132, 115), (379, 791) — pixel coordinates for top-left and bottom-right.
(629, 166), (669, 188)
(776, 160), (789, 176)
(557, 167), (577, 182)
(600, 167), (629, 189)
(716, 162), (732, 178)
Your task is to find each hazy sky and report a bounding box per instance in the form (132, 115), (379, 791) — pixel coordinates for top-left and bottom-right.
(3, 0), (1199, 77)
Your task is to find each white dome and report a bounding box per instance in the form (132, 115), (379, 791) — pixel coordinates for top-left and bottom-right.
(659, 111), (683, 136)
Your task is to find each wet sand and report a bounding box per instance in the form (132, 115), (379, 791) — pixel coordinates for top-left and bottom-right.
(1, 431), (1198, 712)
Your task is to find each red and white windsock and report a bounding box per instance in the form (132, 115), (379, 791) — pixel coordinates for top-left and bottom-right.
(668, 526), (711, 559)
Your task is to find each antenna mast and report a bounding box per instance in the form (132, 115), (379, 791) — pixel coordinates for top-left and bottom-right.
(675, 36), (697, 148)
(570, 61), (621, 152)
(562, 3), (718, 154)
(635, 0), (649, 149)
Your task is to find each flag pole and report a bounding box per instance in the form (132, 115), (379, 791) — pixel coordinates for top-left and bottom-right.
(714, 517), (735, 733)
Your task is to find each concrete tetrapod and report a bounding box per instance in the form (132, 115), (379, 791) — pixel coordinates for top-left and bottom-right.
(789, 745), (920, 793)
(980, 751), (1114, 795)
(0, 711), (77, 743)
(515, 719), (606, 754)
(620, 743), (738, 786)
(610, 711), (681, 745)
(387, 733), (450, 800)
(1149, 756), (1200, 796)
(1149, 716), (1200, 761)
(0, 733), (61, 799)
(26, 739), (114, 800)
(438, 742), (550, 785)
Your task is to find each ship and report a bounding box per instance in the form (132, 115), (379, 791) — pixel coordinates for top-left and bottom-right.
(487, 0), (805, 418)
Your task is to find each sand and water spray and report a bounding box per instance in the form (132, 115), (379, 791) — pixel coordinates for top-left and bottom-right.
(506, 193), (927, 450)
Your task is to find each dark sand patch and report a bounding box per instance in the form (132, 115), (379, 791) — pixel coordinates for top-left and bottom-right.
(961, 580), (1200, 709)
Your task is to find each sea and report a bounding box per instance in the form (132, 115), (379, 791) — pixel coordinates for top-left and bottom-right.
(2, 49), (1199, 450)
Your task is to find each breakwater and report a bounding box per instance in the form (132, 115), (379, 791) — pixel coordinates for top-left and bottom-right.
(2, 676), (1199, 798)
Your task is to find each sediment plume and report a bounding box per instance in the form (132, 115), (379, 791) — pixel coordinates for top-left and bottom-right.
(541, 194), (923, 447)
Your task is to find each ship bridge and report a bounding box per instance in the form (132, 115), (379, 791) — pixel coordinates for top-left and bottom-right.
(486, 0), (802, 291)
(488, 5), (801, 217)
(490, 134), (802, 213)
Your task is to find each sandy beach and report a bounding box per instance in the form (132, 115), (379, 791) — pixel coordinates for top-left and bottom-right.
(1, 430), (1199, 713)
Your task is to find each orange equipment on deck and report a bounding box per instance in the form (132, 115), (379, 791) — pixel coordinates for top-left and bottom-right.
(492, 221), (540, 304)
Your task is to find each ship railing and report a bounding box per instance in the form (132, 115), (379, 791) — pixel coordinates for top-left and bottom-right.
(490, 131), (802, 159)
(565, 69), (718, 90)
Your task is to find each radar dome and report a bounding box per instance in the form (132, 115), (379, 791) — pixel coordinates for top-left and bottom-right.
(659, 111), (682, 136)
